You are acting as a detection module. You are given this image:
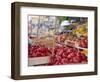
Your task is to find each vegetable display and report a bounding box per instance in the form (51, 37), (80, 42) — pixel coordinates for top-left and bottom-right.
(28, 16), (88, 66)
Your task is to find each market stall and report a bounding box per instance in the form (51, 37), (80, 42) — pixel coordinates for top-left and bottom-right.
(28, 16), (88, 66)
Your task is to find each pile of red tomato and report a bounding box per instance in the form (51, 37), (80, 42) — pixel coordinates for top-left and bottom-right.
(28, 44), (87, 65)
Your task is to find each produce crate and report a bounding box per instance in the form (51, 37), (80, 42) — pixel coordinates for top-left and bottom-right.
(28, 56), (50, 66)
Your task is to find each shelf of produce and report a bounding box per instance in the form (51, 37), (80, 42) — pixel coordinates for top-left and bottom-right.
(56, 41), (88, 50)
(28, 56), (50, 66)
